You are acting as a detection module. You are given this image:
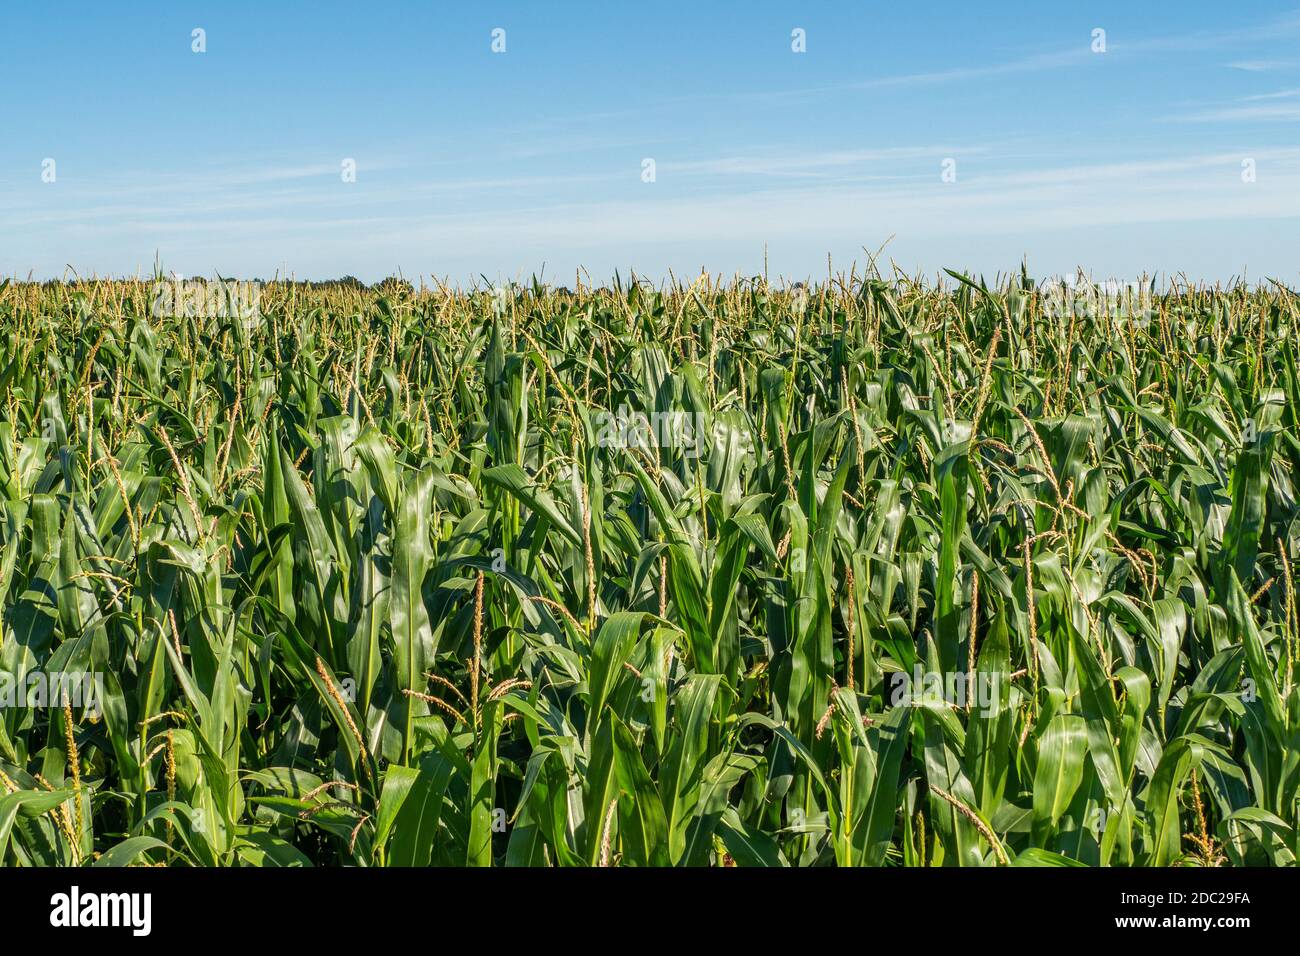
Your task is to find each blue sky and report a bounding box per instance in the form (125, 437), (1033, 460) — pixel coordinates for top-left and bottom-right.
(4, 1), (1300, 284)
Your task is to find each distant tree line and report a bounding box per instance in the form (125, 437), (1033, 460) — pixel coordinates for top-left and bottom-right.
(28, 275), (416, 292)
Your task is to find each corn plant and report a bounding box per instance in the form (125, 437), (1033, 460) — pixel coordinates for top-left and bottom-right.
(0, 269), (1297, 867)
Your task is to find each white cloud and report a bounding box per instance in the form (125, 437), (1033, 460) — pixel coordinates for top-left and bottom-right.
(1241, 87), (1300, 101)
(1227, 60), (1296, 72)
(1181, 103), (1300, 122)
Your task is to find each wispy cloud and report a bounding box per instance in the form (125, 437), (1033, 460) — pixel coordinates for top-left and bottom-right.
(848, 50), (1087, 91)
(1181, 102), (1300, 122)
(40, 149), (1299, 246)
(1241, 87), (1300, 100)
(1176, 76), (1300, 121)
(1228, 59), (1297, 72)
(724, 9), (1300, 107)
(1113, 11), (1300, 54)
(663, 147), (988, 179)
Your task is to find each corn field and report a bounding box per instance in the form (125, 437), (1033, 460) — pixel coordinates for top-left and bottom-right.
(1, 269), (1297, 867)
